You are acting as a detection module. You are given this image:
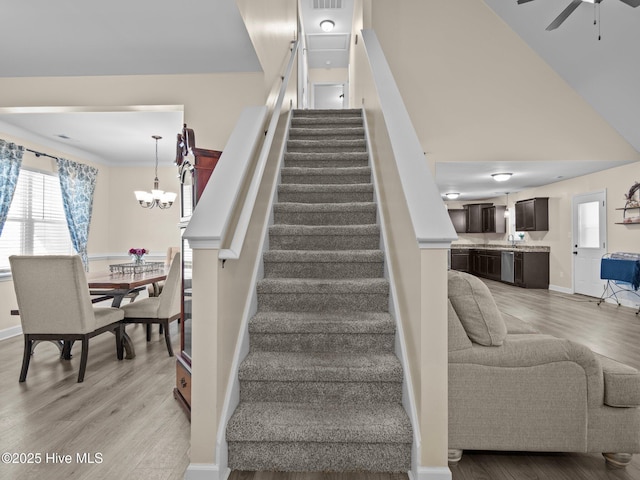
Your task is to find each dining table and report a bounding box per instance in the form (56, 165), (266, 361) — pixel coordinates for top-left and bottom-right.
(87, 267), (169, 359)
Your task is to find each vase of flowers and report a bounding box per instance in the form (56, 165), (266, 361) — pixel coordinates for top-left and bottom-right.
(129, 248), (148, 264)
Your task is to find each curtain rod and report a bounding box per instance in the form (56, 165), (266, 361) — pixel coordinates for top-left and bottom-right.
(25, 148), (59, 161)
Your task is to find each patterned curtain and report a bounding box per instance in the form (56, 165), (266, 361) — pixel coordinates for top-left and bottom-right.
(56, 158), (98, 270)
(0, 139), (24, 236)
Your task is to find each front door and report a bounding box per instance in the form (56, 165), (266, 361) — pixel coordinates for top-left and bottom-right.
(572, 190), (607, 297)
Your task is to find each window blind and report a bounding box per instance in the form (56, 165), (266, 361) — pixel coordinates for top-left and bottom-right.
(0, 168), (73, 273)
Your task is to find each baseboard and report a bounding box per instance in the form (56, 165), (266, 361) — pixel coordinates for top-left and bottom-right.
(0, 325), (22, 341)
(185, 463), (229, 480)
(409, 466), (452, 480)
(549, 284), (573, 294)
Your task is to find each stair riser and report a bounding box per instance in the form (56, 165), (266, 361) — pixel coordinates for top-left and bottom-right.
(289, 134), (364, 142)
(287, 144), (366, 153)
(258, 292), (388, 312)
(278, 190), (373, 203)
(228, 442), (411, 472)
(281, 173), (371, 185)
(274, 210), (377, 226)
(291, 120), (363, 128)
(269, 232), (379, 250)
(240, 380), (402, 404)
(264, 261), (383, 279)
(284, 158), (369, 168)
(249, 332), (395, 353)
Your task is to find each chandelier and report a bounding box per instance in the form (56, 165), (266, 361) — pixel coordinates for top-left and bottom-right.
(134, 135), (177, 209)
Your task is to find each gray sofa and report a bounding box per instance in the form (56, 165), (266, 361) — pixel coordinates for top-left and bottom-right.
(448, 269), (640, 467)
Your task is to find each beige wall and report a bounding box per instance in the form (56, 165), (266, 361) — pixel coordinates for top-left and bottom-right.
(236, 0), (298, 99)
(447, 160), (640, 291)
(369, 0), (640, 165)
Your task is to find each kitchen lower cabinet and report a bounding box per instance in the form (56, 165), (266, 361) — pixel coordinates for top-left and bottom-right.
(457, 248), (549, 289)
(470, 249), (502, 282)
(451, 249), (470, 272)
(514, 251), (549, 289)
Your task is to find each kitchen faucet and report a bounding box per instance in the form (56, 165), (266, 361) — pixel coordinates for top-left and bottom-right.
(508, 234), (516, 247)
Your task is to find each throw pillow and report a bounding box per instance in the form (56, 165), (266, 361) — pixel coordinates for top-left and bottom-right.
(448, 270), (507, 346)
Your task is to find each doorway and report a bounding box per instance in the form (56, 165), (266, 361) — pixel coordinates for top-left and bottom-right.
(572, 190), (607, 297)
(313, 83), (346, 109)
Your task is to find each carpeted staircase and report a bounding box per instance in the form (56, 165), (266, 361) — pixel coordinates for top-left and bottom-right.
(226, 109), (412, 472)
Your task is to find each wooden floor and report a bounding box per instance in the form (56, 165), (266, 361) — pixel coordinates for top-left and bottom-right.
(0, 323), (190, 480)
(2, 281), (640, 480)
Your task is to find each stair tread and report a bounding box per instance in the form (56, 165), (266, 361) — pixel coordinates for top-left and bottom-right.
(269, 224), (379, 235)
(284, 152), (368, 160)
(257, 277), (388, 293)
(227, 401), (412, 443)
(278, 183), (373, 192)
(249, 311), (395, 334)
(239, 351), (402, 382)
(274, 202), (376, 212)
(263, 250), (384, 263)
(281, 166), (370, 175)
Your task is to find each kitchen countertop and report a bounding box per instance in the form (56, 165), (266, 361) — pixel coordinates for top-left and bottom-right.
(451, 244), (550, 253)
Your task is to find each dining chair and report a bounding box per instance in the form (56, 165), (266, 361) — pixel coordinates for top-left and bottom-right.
(120, 252), (181, 356)
(9, 255), (125, 383)
(147, 246), (181, 298)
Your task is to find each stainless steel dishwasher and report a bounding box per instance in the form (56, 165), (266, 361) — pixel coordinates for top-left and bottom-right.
(501, 251), (514, 283)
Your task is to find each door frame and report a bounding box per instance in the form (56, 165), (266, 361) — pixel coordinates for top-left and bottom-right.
(571, 189), (607, 296)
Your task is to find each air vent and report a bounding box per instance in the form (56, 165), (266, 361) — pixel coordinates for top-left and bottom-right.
(313, 0), (343, 9)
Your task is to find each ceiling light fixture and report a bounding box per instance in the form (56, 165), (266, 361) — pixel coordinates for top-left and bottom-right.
(491, 172), (513, 182)
(445, 192), (460, 200)
(320, 19), (335, 32)
(504, 192), (510, 218)
(134, 135), (177, 209)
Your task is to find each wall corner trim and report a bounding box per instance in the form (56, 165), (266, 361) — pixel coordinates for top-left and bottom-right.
(185, 463), (229, 480)
(411, 466), (452, 480)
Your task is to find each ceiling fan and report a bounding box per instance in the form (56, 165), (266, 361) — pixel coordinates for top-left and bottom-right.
(518, 0), (640, 31)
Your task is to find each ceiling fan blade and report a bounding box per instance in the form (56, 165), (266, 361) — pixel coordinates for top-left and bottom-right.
(546, 0), (583, 31)
(619, 0), (640, 7)
(517, 0), (536, 4)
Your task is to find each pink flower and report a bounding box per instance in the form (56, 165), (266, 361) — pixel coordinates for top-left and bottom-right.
(128, 248), (147, 256)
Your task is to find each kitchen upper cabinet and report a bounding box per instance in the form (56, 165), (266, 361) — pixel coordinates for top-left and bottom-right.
(464, 203), (492, 233)
(448, 209), (466, 234)
(515, 198), (549, 231)
(482, 205), (506, 233)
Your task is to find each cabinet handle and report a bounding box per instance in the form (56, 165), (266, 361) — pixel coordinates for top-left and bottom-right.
(180, 377), (188, 388)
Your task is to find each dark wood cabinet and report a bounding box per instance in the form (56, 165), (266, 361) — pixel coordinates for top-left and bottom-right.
(448, 209), (466, 233)
(464, 203), (492, 233)
(482, 205), (507, 233)
(451, 249), (470, 272)
(515, 198), (549, 231)
(470, 249), (502, 281)
(514, 251), (549, 288)
(174, 125), (221, 420)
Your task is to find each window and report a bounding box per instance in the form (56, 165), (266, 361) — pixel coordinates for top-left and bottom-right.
(0, 168), (73, 274)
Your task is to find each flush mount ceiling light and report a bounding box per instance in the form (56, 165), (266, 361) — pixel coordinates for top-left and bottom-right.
(320, 19), (335, 32)
(134, 135), (177, 210)
(445, 192), (460, 200)
(491, 172), (513, 182)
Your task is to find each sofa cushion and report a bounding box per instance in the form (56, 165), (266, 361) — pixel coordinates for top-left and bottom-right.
(597, 354), (640, 407)
(448, 300), (473, 352)
(447, 270), (507, 346)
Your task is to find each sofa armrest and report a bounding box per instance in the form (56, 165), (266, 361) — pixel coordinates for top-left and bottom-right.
(595, 354), (640, 407)
(449, 334), (604, 407)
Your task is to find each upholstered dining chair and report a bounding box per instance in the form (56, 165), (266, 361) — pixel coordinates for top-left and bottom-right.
(147, 246), (181, 298)
(120, 252), (181, 356)
(9, 255), (125, 383)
